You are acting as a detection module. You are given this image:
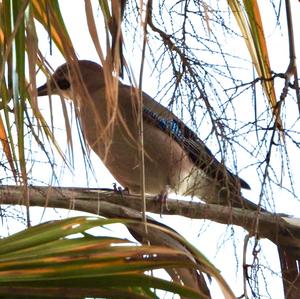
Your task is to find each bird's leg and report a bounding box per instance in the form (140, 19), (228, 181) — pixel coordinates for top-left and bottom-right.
(154, 185), (171, 215)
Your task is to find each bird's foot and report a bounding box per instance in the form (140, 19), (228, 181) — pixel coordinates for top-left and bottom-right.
(154, 185), (171, 216)
(112, 183), (129, 197)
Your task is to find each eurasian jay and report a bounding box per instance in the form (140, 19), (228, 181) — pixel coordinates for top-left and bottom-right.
(37, 60), (259, 210)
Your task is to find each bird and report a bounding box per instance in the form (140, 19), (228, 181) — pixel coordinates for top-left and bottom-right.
(37, 60), (259, 210)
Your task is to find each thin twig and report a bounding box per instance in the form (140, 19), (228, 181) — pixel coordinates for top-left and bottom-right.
(138, 1), (149, 235)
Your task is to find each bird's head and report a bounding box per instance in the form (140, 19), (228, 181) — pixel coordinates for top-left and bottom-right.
(37, 60), (105, 99)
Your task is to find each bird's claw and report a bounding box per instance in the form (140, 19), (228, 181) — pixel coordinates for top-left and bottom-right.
(112, 183), (129, 198)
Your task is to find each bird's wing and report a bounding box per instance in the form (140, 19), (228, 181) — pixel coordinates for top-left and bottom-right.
(140, 91), (250, 190)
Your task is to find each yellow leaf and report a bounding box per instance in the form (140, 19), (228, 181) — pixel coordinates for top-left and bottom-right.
(228, 0), (282, 130)
(0, 115), (18, 181)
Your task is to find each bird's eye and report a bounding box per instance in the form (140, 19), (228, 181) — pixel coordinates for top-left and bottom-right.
(57, 78), (70, 90)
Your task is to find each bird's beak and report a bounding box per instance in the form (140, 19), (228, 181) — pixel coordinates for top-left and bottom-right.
(37, 83), (49, 96)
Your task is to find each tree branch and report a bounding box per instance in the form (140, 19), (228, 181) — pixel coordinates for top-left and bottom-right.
(0, 185), (298, 247)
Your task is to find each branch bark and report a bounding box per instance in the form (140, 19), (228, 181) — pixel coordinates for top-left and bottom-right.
(0, 185), (298, 246)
